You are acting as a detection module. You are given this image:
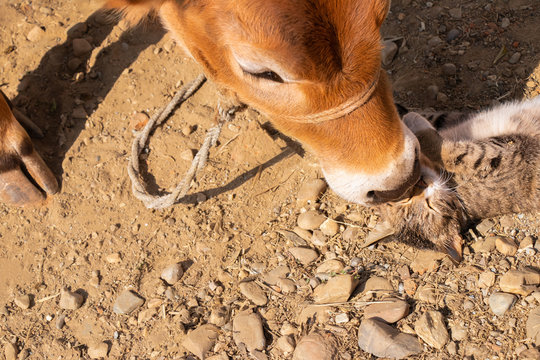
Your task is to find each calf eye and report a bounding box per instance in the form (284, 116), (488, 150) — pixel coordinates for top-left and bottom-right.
(245, 69), (284, 83)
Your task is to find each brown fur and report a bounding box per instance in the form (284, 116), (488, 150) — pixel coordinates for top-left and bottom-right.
(378, 98), (540, 258)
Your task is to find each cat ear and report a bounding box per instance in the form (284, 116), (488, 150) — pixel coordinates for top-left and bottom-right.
(444, 234), (463, 263)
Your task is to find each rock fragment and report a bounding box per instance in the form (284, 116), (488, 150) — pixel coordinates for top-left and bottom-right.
(526, 306), (540, 344)
(494, 236), (518, 256)
(27, 26), (45, 42)
(182, 324), (219, 359)
(478, 271), (496, 288)
(276, 335), (295, 355)
(4, 343), (17, 360)
(382, 40), (398, 66)
(59, 289), (84, 310)
(88, 342), (109, 359)
(160, 263), (184, 285)
(499, 269), (540, 296)
(14, 295), (31, 310)
(261, 266), (290, 285)
(289, 247), (318, 265)
(293, 332), (338, 360)
(233, 311), (266, 352)
(315, 259), (345, 275)
(313, 275), (359, 304)
(113, 290), (145, 314)
(357, 318), (422, 359)
(239, 281), (268, 306)
(363, 276), (394, 294)
(414, 310), (449, 349)
(319, 219), (339, 236)
(297, 211), (326, 230)
(297, 179), (327, 205)
(72, 38), (92, 56)
(489, 292), (516, 316)
(363, 298), (409, 324)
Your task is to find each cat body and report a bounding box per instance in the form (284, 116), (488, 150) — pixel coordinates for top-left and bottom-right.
(379, 96), (540, 260)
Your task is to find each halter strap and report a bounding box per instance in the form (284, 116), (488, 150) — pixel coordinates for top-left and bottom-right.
(279, 70), (381, 124)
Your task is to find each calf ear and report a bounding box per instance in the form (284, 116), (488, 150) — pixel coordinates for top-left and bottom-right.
(372, 0), (391, 27)
(104, 0), (164, 24)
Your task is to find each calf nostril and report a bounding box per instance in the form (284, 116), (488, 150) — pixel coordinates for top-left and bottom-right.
(366, 190), (376, 199)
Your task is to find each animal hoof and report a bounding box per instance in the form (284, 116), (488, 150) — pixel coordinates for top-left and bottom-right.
(0, 168), (46, 206)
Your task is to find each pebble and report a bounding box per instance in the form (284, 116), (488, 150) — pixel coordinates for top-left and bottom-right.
(478, 271), (496, 288)
(276, 335), (295, 354)
(277, 278), (296, 294)
(297, 179), (327, 205)
(414, 310), (449, 349)
(315, 259), (345, 275)
(519, 348), (540, 360)
(526, 306), (540, 344)
(233, 311), (266, 352)
(289, 247), (318, 265)
(416, 285), (438, 304)
(297, 211), (326, 230)
(27, 25), (45, 42)
(363, 298), (409, 323)
(72, 38), (93, 57)
(489, 292), (516, 316)
(494, 236), (518, 256)
(4, 343), (17, 360)
(446, 28), (461, 42)
(442, 63), (457, 76)
(182, 324), (219, 359)
(59, 289), (84, 310)
(501, 17), (511, 28)
(67, 58), (82, 72)
(106, 252), (121, 264)
(313, 274), (359, 304)
(71, 105), (87, 119)
(180, 149), (195, 162)
(358, 318), (422, 359)
(319, 219), (339, 236)
(520, 236), (535, 249)
(207, 355), (229, 360)
(427, 84), (439, 99)
(138, 308), (156, 323)
(335, 313), (349, 324)
(382, 40), (398, 66)
(449, 7), (462, 18)
(209, 305), (230, 326)
(298, 305), (332, 324)
(342, 227), (360, 242)
(113, 290), (145, 314)
(160, 263), (184, 285)
(471, 236), (496, 253)
(450, 323), (467, 341)
(14, 295), (31, 309)
(363, 276), (394, 293)
(427, 36), (443, 48)
(310, 230), (327, 247)
(293, 227), (313, 242)
(129, 112), (149, 131)
(55, 314), (66, 329)
(476, 219), (495, 235)
(239, 281), (268, 306)
(499, 269), (540, 296)
(88, 342), (109, 359)
(293, 332), (338, 360)
(261, 266), (290, 285)
(508, 52), (521, 64)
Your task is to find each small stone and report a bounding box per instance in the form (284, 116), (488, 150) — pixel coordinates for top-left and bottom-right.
(489, 292), (516, 316)
(313, 274), (359, 304)
(278, 230), (308, 246)
(55, 314), (66, 329)
(276, 335), (295, 355)
(67, 58), (82, 71)
(27, 26), (45, 42)
(363, 276), (394, 294)
(442, 63), (457, 76)
(277, 278), (296, 294)
(382, 40), (398, 66)
(138, 308), (157, 323)
(363, 298), (409, 323)
(293, 227), (313, 242)
(499, 269), (540, 296)
(297, 211), (326, 230)
(297, 179), (327, 205)
(501, 17), (510, 28)
(449, 7), (462, 18)
(180, 149), (195, 162)
(427, 84), (439, 99)
(316, 259), (345, 275)
(160, 263), (184, 285)
(147, 298), (163, 309)
(450, 323), (467, 341)
(88, 342), (108, 359)
(207, 355), (229, 360)
(310, 230), (327, 247)
(298, 305), (332, 324)
(416, 285), (438, 304)
(4, 343), (17, 360)
(105, 252), (121, 263)
(72, 38), (92, 57)
(446, 28), (461, 42)
(209, 306), (230, 326)
(508, 52), (521, 64)
(495, 236), (518, 256)
(520, 236), (535, 249)
(471, 236), (497, 253)
(113, 290), (145, 314)
(319, 219), (339, 236)
(414, 310), (449, 349)
(71, 105), (87, 119)
(436, 92), (448, 102)
(447, 341), (457, 355)
(427, 36), (443, 48)
(519, 348), (540, 360)
(59, 289), (84, 310)
(478, 271), (496, 288)
(182, 324), (219, 359)
(342, 227), (360, 242)
(261, 266), (290, 285)
(233, 311), (266, 352)
(129, 112), (149, 131)
(335, 313), (349, 324)
(476, 219), (494, 235)
(239, 281), (268, 306)
(289, 247), (318, 265)
(293, 332), (338, 360)
(14, 295), (31, 309)
(526, 306), (540, 344)
(358, 318), (422, 359)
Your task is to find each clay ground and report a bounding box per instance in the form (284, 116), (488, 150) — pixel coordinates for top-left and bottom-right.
(0, 0), (539, 359)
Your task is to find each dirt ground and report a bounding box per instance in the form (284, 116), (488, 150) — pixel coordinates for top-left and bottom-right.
(0, 0), (539, 359)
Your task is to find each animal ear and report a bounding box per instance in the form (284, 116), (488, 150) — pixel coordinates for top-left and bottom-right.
(104, 0), (164, 24)
(444, 234), (463, 263)
(372, 0), (391, 27)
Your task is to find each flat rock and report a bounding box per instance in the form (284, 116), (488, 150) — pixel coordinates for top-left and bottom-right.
(239, 281), (267, 306)
(341, 226), (360, 242)
(277, 278), (296, 293)
(499, 269), (540, 296)
(276, 335), (295, 355)
(182, 324), (219, 359)
(14, 294), (31, 309)
(88, 342), (109, 359)
(289, 247), (318, 265)
(233, 311), (266, 352)
(478, 271), (496, 288)
(364, 298), (409, 324)
(520, 236), (535, 249)
(59, 289), (84, 310)
(450, 323), (467, 341)
(297, 211), (326, 230)
(489, 292), (516, 316)
(414, 310), (449, 349)
(160, 263), (184, 285)
(293, 332), (338, 360)
(315, 259), (345, 275)
(382, 40), (398, 66)
(113, 290), (145, 314)
(526, 306), (540, 345)
(72, 38), (92, 57)
(313, 275), (359, 304)
(27, 25), (45, 42)
(494, 236), (518, 256)
(319, 219), (339, 236)
(261, 266), (290, 285)
(358, 318), (422, 359)
(363, 276), (394, 294)
(410, 249), (446, 275)
(297, 179), (327, 205)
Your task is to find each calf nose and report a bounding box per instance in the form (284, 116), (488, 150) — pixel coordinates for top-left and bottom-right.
(368, 153), (421, 203)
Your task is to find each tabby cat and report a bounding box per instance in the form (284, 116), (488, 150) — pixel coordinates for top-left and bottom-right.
(379, 97), (540, 261)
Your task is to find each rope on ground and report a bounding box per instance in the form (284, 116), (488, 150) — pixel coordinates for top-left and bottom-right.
(127, 74), (238, 209)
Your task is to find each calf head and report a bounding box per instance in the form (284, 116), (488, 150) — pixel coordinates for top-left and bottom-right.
(107, 0), (421, 205)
